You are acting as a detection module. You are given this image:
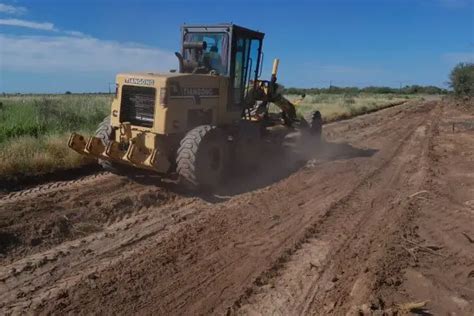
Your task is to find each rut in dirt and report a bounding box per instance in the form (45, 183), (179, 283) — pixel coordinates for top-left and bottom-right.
(233, 102), (439, 315)
(0, 164), (102, 197)
(2, 100), (471, 316)
(0, 172), (178, 264)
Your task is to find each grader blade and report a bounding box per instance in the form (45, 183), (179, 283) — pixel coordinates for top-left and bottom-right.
(68, 133), (109, 160)
(123, 143), (148, 166)
(147, 149), (171, 173)
(105, 141), (127, 161)
(85, 136), (106, 156)
(68, 133), (93, 157)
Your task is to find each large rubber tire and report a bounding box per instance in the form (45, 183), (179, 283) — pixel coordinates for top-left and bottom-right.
(176, 125), (229, 191)
(95, 116), (125, 173)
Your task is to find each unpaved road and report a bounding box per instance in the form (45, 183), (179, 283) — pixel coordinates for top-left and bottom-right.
(0, 99), (473, 315)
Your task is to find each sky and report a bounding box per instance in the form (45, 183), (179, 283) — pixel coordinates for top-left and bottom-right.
(0, 0), (473, 93)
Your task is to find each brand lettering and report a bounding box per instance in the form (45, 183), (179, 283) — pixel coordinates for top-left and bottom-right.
(168, 82), (219, 97)
(124, 78), (155, 86)
(181, 88), (217, 96)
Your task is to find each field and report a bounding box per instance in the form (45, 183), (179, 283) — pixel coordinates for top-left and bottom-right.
(1, 98), (473, 315)
(288, 93), (416, 120)
(0, 93), (419, 179)
(0, 95), (109, 178)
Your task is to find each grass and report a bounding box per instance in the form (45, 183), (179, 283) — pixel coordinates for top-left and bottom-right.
(0, 95), (110, 142)
(284, 93), (420, 122)
(0, 95), (110, 178)
(0, 93), (422, 179)
(0, 134), (85, 176)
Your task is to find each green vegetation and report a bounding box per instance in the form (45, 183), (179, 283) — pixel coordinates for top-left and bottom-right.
(449, 62), (474, 96)
(284, 85), (448, 96)
(0, 95), (109, 177)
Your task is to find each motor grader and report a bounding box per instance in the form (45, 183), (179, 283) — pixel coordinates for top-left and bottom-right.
(69, 24), (322, 190)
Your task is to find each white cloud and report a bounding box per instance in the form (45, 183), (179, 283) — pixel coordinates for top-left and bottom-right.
(0, 18), (55, 31)
(0, 17), (87, 37)
(442, 52), (474, 64)
(0, 33), (177, 73)
(0, 3), (27, 15)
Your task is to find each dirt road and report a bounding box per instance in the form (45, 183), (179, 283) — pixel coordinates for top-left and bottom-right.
(1, 99), (473, 315)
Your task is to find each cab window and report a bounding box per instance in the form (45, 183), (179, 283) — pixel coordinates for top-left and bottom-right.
(183, 32), (229, 75)
(232, 38), (261, 106)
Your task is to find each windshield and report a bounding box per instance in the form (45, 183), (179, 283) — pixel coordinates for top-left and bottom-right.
(183, 32), (229, 75)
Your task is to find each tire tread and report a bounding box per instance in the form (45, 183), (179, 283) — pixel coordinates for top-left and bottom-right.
(176, 125), (218, 189)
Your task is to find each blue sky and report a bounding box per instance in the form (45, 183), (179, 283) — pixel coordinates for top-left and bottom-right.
(0, 0), (473, 93)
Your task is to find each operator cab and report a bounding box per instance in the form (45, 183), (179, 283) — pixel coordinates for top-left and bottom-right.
(175, 24), (264, 109)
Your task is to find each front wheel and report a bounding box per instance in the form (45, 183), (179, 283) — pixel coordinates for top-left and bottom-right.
(176, 125), (230, 191)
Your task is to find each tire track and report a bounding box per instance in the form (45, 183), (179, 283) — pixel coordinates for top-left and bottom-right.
(0, 172), (113, 205)
(232, 103), (438, 315)
(34, 102), (435, 315)
(305, 108), (440, 314)
(0, 193), (202, 314)
(0, 100), (441, 315)
(0, 171), (181, 265)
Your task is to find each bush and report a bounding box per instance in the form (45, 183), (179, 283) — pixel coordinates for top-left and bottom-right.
(449, 62), (474, 96)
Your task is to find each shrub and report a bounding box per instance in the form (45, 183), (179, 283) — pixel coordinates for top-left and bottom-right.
(449, 62), (474, 96)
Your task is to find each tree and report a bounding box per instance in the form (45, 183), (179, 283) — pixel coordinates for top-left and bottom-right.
(449, 62), (474, 96)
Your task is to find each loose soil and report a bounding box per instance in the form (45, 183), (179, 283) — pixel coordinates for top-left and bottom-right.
(0, 99), (472, 315)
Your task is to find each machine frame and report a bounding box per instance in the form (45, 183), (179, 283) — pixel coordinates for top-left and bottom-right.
(68, 23), (320, 189)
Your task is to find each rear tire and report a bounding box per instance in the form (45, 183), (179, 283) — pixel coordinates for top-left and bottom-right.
(176, 125), (229, 191)
(95, 116), (127, 173)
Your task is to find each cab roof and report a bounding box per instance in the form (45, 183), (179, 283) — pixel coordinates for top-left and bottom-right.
(181, 23), (265, 40)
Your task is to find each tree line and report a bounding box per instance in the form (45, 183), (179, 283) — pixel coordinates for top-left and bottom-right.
(283, 85), (449, 95)
(284, 62), (474, 97)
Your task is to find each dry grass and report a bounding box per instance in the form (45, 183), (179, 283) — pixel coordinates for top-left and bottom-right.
(0, 95), (108, 178)
(0, 133), (92, 177)
(284, 93), (421, 121)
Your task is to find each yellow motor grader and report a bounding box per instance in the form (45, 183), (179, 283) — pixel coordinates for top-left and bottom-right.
(69, 24), (322, 189)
